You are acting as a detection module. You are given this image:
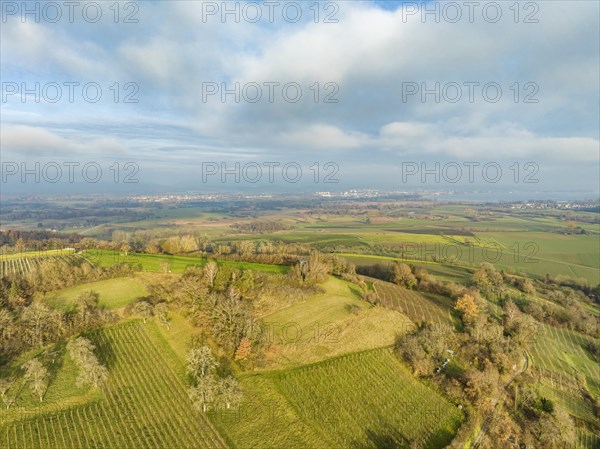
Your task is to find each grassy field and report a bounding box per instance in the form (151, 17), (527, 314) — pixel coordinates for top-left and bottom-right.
(209, 374), (330, 449)
(0, 249), (76, 260)
(576, 428), (600, 449)
(2, 203), (598, 448)
(0, 321), (228, 449)
(44, 277), (149, 310)
(465, 232), (600, 283)
(341, 253), (473, 284)
(83, 250), (289, 274)
(213, 348), (463, 449)
(0, 342), (101, 426)
(260, 277), (413, 369)
(236, 211), (599, 283)
(528, 321), (599, 435)
(276, 348), (464, 449)
(371, 279), (455, 327)
(529, 323), (600, 399)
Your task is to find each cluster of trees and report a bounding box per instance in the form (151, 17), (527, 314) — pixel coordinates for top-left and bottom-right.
(77, 234), (329, 267)
(519, 290), (598, 338)
(24, 256), (137, 294)
(0, 231), (82, 253)
(0, 281), (114, 363)
(388, 260), (585, 449)
(186, 345), (242, 412)
(357, 262), (457, 297)
(146, 235), (200, 255)
(504, 274), (536, 294)
(394, 323), (455, 377)
(126, 299), (170, 328)
(472, 263), (505, 296)
(67, 337), (108, 388)
(362, 260), (598, 341)
(142, 252), (351, 359)
(545, 273), (599, 297)
(476, 376), (577, 449)
(396, 294), (536, 383)
(149, 261), (258, 355)
(395, 296), (576, 449)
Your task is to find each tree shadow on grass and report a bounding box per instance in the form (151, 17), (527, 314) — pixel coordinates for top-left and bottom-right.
(83, 329), (116, 370)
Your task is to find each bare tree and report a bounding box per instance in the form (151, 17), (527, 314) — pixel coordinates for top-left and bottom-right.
(204, 261), (218, 289)
(84, 362), (109, 388)
(22, 358), (48, 402)
(75, 291), (100, 329)
(0, 309), (16, 354)
(392, 262), (417, 289)
(131, 301), (153, 323)
(216, 376), (242, 410)
(188, 376), (217, 412)
(67, 337), (108, 389)
(211, 295), (253, 353)
(21, 302), (54, 346)
(186, 346), (218, 380)
(154, 303), (170, 329)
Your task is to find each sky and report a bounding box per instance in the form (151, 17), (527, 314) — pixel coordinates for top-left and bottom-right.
(1, 0), (599, 197)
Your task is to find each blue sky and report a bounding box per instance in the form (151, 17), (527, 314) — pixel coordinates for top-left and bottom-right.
(1, 1), (599, 195)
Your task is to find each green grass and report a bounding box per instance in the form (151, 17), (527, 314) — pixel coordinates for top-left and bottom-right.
(576, 428), (600, 449)
(537, 384), (596, 424)
(0, 342), (99, 426)
(0, 249), (75, 260)
(530, 323), (599, 403)
(213, 348), (463, 449)
(152, 310), (201, 363)
(275, 348), (464, 449)
(0, 321), (228, 449)
(209, 374), (330, 449)
(372, 279), (455, 326)
(44, 277), (149, 310)
(341, 253), (473, 284)
(83, 249), (289, 274)
(263, 215), (600, 283)
(469, 232), (600, 284)
(260, 277), (413, 369)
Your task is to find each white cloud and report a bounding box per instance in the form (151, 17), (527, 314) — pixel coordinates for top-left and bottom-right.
(1, 0), (598, 189)
(0, 125), (128, 157)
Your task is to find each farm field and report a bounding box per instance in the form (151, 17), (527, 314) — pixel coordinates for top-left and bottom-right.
(0, 249), (76, 260)
(341, 253), (473, 284)
(43, 277), (149, 310)
(82, 249), (289, 274)
(209, 374), (330, 449)
(1, 199), (598, 449)
(226, 216), (599, 283)
(2, 2), (599, 446)
(275, 348), (464, 449)
(0, 321), (227, 449)
(260, 277), (413, 369)
(371, 279), (455, 326)
(529, 323), (600, 398)
(213, 349), (463, 449)
(0, 253), (79, 278)
(465, 232), (600, 283)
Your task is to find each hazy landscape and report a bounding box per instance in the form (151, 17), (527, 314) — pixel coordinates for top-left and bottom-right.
(1, 1), (599, 448)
